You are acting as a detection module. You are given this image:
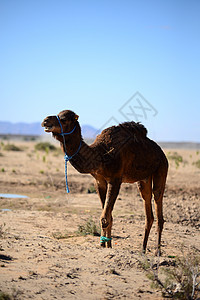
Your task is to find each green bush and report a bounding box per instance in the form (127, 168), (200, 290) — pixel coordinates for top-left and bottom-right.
(77, 218), (101, 236)
(87, 185), (97, 194)
(34, 142), (56, 152)
(167, 152), (183, 169)
(193, 160), (200, 169)
(3, 144), (23, 151)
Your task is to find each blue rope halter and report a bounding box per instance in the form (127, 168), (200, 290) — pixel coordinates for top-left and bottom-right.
(56, 115), (81, 193)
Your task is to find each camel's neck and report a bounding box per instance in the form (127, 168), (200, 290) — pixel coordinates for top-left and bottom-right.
(70, 140), (101, 174)
(53, 125), (101, 174)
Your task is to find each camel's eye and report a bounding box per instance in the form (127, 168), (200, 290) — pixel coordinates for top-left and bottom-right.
(59, 117), (66, 122)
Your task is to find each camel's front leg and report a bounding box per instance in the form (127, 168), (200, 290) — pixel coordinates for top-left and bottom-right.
(100, 178), (121, 248)
(95, 176), (108, 247)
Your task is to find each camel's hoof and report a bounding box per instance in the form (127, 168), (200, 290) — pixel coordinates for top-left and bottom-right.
(106, 242), (112, 248)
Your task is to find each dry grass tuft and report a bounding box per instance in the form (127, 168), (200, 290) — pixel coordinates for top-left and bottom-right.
(139, 248), (200, 299)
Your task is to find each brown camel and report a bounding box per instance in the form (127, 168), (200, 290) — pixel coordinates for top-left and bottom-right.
(41, 110), (168, 255)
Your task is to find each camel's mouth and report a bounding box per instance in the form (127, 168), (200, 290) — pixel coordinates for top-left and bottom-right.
(44, 126), (53, 132)
(41, 117), (60, 134)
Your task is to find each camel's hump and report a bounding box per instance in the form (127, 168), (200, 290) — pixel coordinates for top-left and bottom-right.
(102, 121), (147, 138)
(120, 121), (147, 137)
(94, 121), (148, 146)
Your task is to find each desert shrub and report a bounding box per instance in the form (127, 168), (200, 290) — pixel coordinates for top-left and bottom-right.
(0, 224), (4, 238)
(87, 185), (97, 194)
(3, 144), (23, 151)
(0, 291), (12, 300)
(34, 142), (56, 152)
(193, 160), (200, 169)
(0, 288), (23, 300)
(52, 232), (71, 239)
(0, 223), (7, 239)
(23, 136), (36, 141)
(167, 152), (184, 169)
(139, 248), (200, 299)
(52, 218), (101, 239)
(77, 217), (101, 236)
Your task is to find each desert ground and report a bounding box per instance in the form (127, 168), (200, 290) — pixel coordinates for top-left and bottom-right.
(0, 137), (199, 299)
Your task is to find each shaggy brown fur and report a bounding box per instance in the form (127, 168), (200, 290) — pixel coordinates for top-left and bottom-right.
(42, 110), (168, 254)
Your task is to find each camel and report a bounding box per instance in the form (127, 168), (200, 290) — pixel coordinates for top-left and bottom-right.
(41, 110), (168, 255)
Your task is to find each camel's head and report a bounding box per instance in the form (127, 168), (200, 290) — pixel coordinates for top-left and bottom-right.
(41, 110), (79, 134)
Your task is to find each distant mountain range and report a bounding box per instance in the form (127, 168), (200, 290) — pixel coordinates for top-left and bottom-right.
(0, 121), (99, 140)
(1, 121), (200, 149)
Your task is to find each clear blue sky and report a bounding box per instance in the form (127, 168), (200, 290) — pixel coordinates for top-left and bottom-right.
(1, 0), (200, 141)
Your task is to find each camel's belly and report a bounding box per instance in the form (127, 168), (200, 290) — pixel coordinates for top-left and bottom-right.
(122, 163), (155, 183)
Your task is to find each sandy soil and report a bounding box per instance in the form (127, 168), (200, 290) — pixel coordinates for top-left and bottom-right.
(0, 139), (200, 299)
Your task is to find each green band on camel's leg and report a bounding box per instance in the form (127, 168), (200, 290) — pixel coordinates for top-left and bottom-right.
(100, 236), (112, 243)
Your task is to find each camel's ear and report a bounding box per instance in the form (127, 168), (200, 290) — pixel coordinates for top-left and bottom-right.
(74, 114), (79, 121)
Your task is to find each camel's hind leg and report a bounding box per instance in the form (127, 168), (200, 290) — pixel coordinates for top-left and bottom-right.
(153, 161), (168, 256)
(137, 177), (154, 253)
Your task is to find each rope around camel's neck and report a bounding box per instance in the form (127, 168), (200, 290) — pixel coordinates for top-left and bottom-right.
(60, 136), (101, 175)
(56, 116), (82, 192)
